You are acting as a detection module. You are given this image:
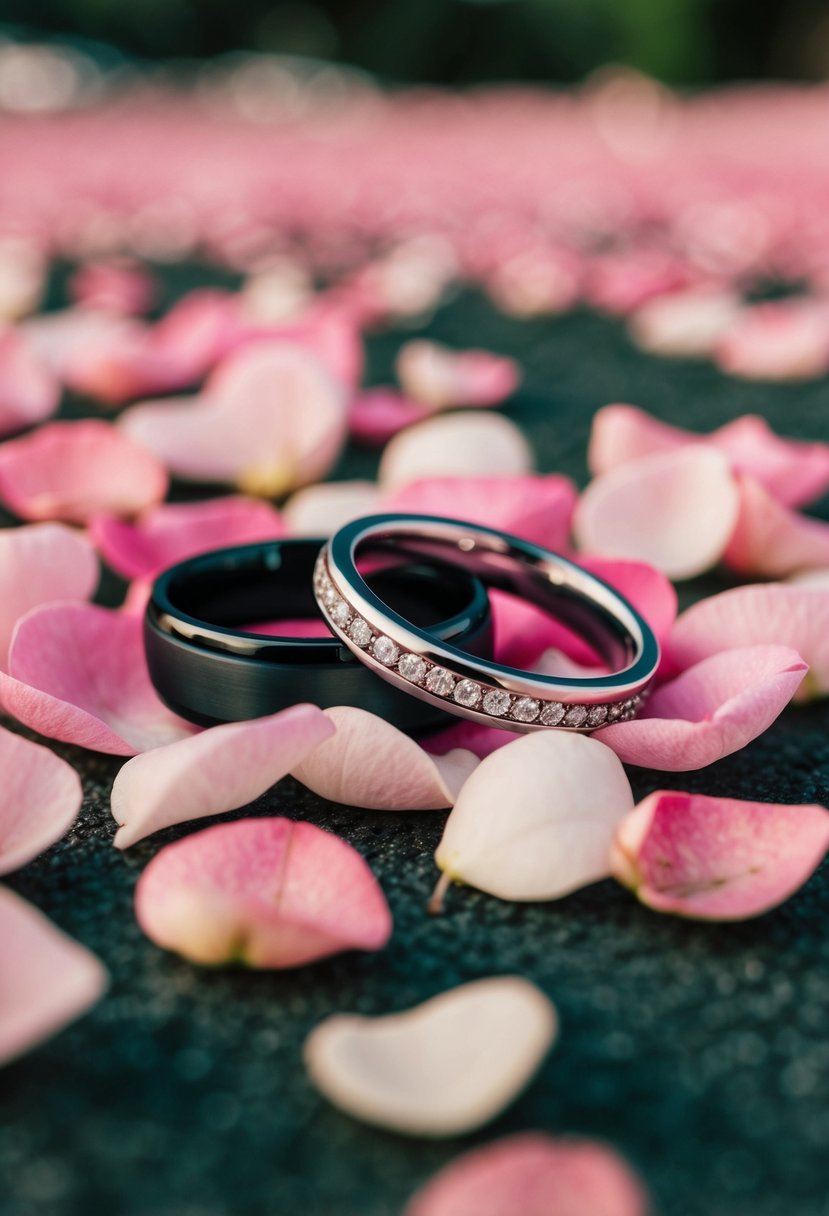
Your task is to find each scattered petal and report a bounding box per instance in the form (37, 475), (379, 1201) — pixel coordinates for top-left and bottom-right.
(396, 340), (521, 410)
(628, 286), (743, 357)
(0, 326), (59, 437)
(349, 387), (431, 446)
(715, 299), (829, 381)
(111, 704), (335, 848)
(135, 817), (392, 967)
(283, 480), (381, 537)
(379, 412), (533, 489)
(611, 790), (829, 919)
(305, 977), (556, 1137)
(723, 475), (829, 578)
(0, 727), (83, 874)
(68, 258), (157, 315)
(424, 718), (518, 761)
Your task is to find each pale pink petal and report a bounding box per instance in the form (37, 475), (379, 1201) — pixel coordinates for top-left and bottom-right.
(22, 306), (132, 379)
(574, 448), (739, 579)
(405, 1133), (649, 1216)
(0, 726), (82, 873)
(0, 603), (195, 754)
(711, 414), (829, 508)
(723, 475), (829, 578)
(578, 555), (678, 649)
(264, 304), (363, 391)
(283, 481), (381, 538)
(588, 403), (694, 476)
(715, 299), (829, 381)
(68, 258), (157, 315)
(349, 388), (431, 446)
(597, 646), (807, 770)
(0, 327), (60, 437)
(89, 496), (284, 580)
(396, 340), (521, 410)
(0, 420), (168, 523)
(292, 706), (478, 811)
(668, 583), (829, 700)
(384, 475), (577, 551)
(611, 790), (829, 919)
(788, 569), (829, 590)
(0, 238), (46, 322)
(112, 704), (335, 848)
(585, 247), (692, 316)
(120, 342), (347, 497)
(0, 523), (98, 670)
(379, 413), (533, 489)
(305, 978), (556, 1137)
(485, 246), (582, 318)
(0, 887), (107, 1066)
(628, 286), (743, 357)
(135, 817), (392, 967)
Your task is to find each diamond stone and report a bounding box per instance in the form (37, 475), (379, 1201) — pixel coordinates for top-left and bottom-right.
(398, 653), (427, 683)
(512, 696), (540, 723)
(454, 679), (481, 708)
(540, 701), (565, 726)
(483, 689), (511, 717)
(586, 704), (608, 728)
(564, 705), (588, 728)
(329, 597), (352, 628)
(606, 702), (623, 722)
(349, 618), (372, 648)
(373, 636), (400, 666)
(426, 667), (456, 697)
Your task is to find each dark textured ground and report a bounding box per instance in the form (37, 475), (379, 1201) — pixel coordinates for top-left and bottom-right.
(3, 289), (829, 1216)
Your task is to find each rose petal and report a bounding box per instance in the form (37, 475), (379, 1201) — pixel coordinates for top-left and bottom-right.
(135, 817), (392, 967)
(0, 887), (107, 1066)
(22, 306), (132, 379)
(379, 412), (534, 489)
(0, 523), (98, 670)
(788, 568), (829, 590)
(89, 496), (284, 580)
(349, 388), (431, 446)
(292, 706), (478, 810)
(120, 342), (347, 496)
(574, 447), (739, 579)
(0, 726), (83, 873)
(611, 790), (829, 919)
(424, 718), (518, 761)
(668, 583), (829, 700)
(723, 474), (829, 578)
(1, 603), (195, 754)
(69, 258), (157, 315)
(304, 977), (556, 1137)
(628, 286), (743, 357)
(585, 248), (692, 316)
(111, 704), (335, 848)
(0, 420), (168, 523)
(283, 481), (381, 538)
(433, 732), (633, 904)
(715, 299), (829, 381)
(0, 326), (59, 438)
(405, 1133), (649, 1216)
(396, 340), (521, 410)
(597, 645), (807, 770)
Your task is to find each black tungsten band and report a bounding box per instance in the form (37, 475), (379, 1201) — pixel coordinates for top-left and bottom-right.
(144, 538), (493, 732)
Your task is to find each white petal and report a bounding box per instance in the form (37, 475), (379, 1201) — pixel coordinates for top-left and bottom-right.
(379, 412), (533, 489)
(283, 480), (381, 537)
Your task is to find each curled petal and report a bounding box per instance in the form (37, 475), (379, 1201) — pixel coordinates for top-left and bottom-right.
(305, 977), (557, 1137)
(597, 646), (807, 770)
(433, 731), (633, 903)
(89, 496), (284, 580)
(723, 475), (829, 578)
(0, 887), (107, 1066)
(628, 286), (743, 357)
(405, 1133), (649, 1216)
(349, 388), (431, 446)
(611, 790), (829, 920)
(396, 340), (521, 410)
(1, 603), (195, 755)
(292, 706), (478, 810)
(111, 704), (335, 848)
(669, 583), (829, 700)
(574, 448), (739, 580)
(0, 327), (59, 438)
(135, 817), (392, 967)
(715, 300), (829, 382)
(379, 412), (533, 489)
(384, 475), (577, 551)
(0, 523), (98, 670)
(0, 727), (82, 874)
(0, 420), (168, 523)
(283, 481), (381, 538)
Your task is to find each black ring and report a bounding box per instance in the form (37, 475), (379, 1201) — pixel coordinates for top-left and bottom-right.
(144, 538), (493, 731)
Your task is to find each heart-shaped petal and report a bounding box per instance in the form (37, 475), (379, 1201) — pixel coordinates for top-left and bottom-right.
(1, 602), (195, 754)
(304, 977), (556, 1137)
(89, 496), (284, 580)
(0, 727), (83, 874)
(135, 817), (392, 967)
(0, 420), (168, 523)
(0, 523), (98, 670)
(283, 480), (381, 537)
(611, 790), (829, 919)
(111, 704), (335, 848)
(292, 706), (478, 810)
(379, 412), (533, 489)
(0, 326), (59, 438)
(628, 286), (743, 357)
(574, 447), (739, 579)
(405, 1133), (649, 1216)
(0, 887), (107, 1066)
(349, 388), (431, 446)
(432, 731), (633, 905)
(396, 340), (521, 410)
(597, 645), (807, 770)
(723, 475), (829, 578)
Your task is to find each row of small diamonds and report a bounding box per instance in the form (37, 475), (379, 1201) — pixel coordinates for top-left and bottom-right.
(313, 552), (644, 729)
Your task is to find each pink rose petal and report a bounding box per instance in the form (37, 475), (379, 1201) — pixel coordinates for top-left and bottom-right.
(396, 340), (521, 410)
(111, 704), (335, 848)
(0, 326), (59, 437)
(0, 420), (168, 523)
(715, 299), (829, 381)
(135, 817), (392, 967)
(379, 412), (534, 489)
(597, 645), (807, 770)
(405, 1133), (649, 1216)
(1, 602), (195, 754)
(292, 706), (478, 810)
(68, 258), (157, 315)
(283, 481), (381, 537)
(574, 447), (739, 579)
(628, 286), (743, 357)
(0, 523), (98, 669)
(723, 475), (829, 578)
(424, 718), (518, 761)
(588, 403), (695, 476)
(89, 496), (284, 580)
(349, 387), (431, 446)
(0, 887), (107, 1066)
(611, 789), (829, 919)
(0, 726), (83, 874)
(22, 306), (133, 380)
